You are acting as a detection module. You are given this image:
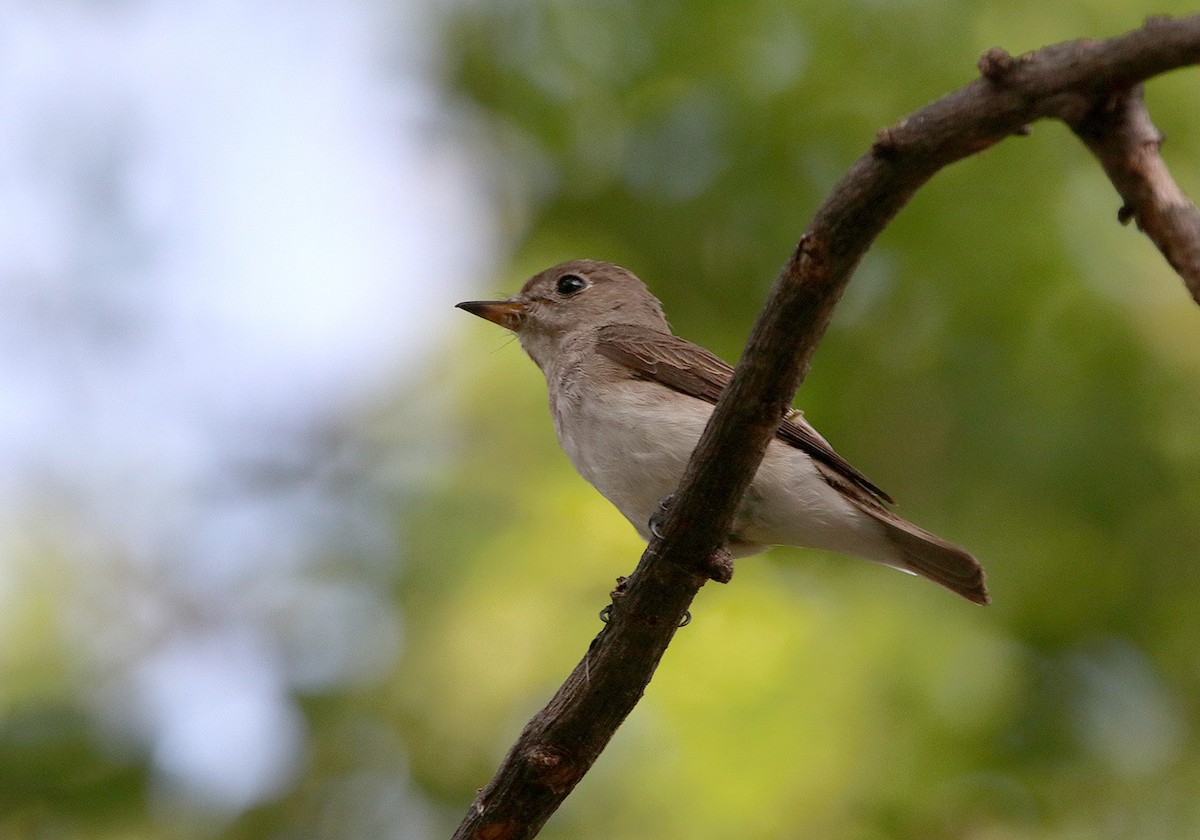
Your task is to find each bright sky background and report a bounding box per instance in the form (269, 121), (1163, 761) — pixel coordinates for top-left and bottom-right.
(0, 0), (494, 816)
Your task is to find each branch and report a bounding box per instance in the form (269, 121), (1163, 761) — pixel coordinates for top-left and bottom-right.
(453, 15), (1200, 840)
(1070, 82), (1200, 303)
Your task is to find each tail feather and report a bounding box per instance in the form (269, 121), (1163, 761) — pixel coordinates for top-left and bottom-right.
(875, 515), (989, 605)
(811, 462), (989, 604)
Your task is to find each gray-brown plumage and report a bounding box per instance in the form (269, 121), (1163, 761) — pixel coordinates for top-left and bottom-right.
(458, 259), (988, 604)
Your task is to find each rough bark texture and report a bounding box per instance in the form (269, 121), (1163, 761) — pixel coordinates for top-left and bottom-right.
(1070, 82), (1200, 303)
(452, 15), (1200, 840)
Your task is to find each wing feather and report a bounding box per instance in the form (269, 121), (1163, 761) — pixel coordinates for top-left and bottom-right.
(595, 323), (894, 504)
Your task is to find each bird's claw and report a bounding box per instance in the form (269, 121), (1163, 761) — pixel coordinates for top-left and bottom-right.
(599, 603), (690, 627)
(649, 494), (675, 540)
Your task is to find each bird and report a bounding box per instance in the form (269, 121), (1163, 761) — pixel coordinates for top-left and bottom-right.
(456, 259), (988, 604)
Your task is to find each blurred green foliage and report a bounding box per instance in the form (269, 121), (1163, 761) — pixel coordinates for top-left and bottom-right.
(5, 2), (1199, 838)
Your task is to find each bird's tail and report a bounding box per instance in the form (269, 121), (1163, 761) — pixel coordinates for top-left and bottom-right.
(870, 512), (989, 605)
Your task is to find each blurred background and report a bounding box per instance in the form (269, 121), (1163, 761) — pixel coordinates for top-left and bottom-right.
(1, 0), (1197, 838)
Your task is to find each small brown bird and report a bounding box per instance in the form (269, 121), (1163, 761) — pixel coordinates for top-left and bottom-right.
(457, 260), (988, 604)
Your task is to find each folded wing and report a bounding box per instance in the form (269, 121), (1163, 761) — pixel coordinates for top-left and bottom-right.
(595, 323), (988, 605)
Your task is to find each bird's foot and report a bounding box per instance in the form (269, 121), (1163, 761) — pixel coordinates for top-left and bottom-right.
(649, 495), (734, 584)
(648, 494), (675, 540)
(598, 576), (690, 627)
(597, 576), (629, 625)
(599, 604), (691, 627)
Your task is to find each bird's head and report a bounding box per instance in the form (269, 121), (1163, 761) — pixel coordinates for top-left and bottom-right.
(456, 260), (668, 368)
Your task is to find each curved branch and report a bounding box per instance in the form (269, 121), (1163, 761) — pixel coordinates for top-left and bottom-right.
(453, 15), (1200, 840)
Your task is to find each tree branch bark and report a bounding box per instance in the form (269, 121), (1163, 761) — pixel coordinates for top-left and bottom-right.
(1069, 82), (1200, 303)
(452, 15), (1200, 840)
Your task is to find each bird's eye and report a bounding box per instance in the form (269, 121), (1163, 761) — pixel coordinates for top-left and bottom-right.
(555, 273), (588, 296)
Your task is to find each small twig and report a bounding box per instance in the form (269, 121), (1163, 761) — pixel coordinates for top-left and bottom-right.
(1070, 83), (1200, 303)
(453, 15), (1200, 840)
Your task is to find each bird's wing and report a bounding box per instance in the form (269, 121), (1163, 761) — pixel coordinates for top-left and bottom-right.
(595, 323), (894, 505)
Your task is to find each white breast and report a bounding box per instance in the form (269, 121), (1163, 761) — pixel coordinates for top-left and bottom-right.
(547, 366), (891, 563)
(552, 376), (709, 541)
